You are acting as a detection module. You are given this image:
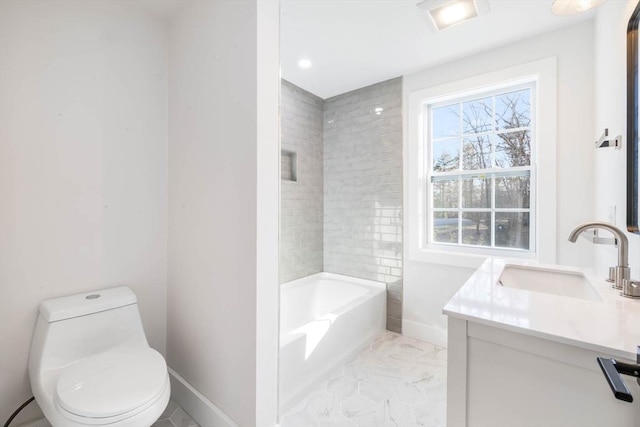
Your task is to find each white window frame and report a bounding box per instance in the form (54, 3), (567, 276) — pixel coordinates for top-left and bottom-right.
(405, 58), (557, 267)
(426, 81), (536, 253)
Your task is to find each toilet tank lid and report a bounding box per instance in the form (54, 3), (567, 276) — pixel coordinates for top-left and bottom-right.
(39, 286), (137, 322)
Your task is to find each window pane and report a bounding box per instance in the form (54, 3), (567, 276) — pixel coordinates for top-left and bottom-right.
(433, 139), (460, 172)
(495, 212), (530, 250)
(433, 211), (458, 244)
(463, 135), (491, 170)
(427, 84), (535, 252)
(496, 176), (530, 208)
(432, 104), (460, 139)
(433, 180), (459, 208)
(461, 177), (490, 208)
(463, 97), (492, 134)
(461, 212), (491, 247)
(496, 89), (531, 130)
(494, 130), (531, 167)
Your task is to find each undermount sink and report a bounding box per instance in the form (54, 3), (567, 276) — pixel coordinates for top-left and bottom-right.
(498, 265), (602, 301)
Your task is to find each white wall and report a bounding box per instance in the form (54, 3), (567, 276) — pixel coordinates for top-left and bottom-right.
(594, 1), (640, 278)
(167, 1), (279, 426)
(0, 0), (168, 422)
(255, 1), (280, 424)
(403, 22), (596, 346)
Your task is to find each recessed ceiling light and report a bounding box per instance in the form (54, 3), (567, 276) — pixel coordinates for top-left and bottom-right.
(298, 59), (312, 69)
(438, 2), (471, 26)
(418, 0), (480, 31)
(551, 0), (607, 16)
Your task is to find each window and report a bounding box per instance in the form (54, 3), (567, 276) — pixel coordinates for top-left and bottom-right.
(407, 58), (557, 265)
(425, 83), (535, 253)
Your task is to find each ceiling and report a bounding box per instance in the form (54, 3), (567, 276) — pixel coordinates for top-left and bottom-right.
(281, 0), (596, 99)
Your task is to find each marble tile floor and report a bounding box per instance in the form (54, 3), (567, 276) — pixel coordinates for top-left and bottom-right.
(280, 331), (447, 427)
(152, 400), (199, 427)
(17, 400), (198, 427)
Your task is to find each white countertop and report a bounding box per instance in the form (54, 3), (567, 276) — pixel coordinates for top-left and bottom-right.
(443, 258), (640, 361)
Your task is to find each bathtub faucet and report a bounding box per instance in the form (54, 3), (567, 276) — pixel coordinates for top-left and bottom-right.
(567, 221), (629, 290)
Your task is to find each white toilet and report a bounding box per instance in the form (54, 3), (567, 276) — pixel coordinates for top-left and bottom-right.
(28, 287), (170, 427)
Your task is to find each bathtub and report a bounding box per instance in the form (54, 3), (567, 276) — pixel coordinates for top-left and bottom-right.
(279, 272), (386, 411)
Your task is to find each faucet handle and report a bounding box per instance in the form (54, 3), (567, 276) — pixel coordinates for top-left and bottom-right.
(621, 279), (640, 299)
(611, 266), (630, 290)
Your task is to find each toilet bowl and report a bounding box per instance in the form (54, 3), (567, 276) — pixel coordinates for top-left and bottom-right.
(28, 287), (170, 427)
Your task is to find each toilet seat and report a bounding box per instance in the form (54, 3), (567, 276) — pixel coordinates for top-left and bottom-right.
(54, 348), (168, 424)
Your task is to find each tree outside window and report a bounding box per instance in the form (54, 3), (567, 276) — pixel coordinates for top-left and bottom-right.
(427, 83), (534, 252)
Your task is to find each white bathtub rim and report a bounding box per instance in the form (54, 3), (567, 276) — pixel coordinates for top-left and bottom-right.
(280, 288), (385, 339)
(280, 272), (386, 291)
(280, 290), (384, 346)
(279, 273), (386, 338)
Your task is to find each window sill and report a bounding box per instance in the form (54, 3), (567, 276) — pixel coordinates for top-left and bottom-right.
(409, 246), (536, 268)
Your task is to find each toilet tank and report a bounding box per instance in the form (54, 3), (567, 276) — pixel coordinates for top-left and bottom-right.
(29, 287), (150, 375)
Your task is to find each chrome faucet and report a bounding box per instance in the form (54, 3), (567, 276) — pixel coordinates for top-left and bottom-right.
(568, 222), (630, 290)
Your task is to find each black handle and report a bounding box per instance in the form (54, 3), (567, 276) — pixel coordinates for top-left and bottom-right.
(597, 357), (636, 403)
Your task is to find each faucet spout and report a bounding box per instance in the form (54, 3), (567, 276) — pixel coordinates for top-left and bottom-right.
(567, 221), (629, 267)
(568, 221), (630, 290)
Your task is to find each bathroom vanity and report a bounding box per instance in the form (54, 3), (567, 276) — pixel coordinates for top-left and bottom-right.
(444, 258), (640, 427)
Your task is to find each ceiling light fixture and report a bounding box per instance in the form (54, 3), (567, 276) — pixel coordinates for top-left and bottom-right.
(298, 59), (312, 69)
(418, 0), (486, 31)
(551, 0), (607, 16)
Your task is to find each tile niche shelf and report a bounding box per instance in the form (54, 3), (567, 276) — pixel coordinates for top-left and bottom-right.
(281, 149), (298, 182)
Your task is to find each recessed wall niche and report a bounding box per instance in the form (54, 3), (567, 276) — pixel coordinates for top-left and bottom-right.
(281, 149), (298, 182)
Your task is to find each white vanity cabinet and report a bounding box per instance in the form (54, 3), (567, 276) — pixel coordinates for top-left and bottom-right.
(446, 318), (639, 427)
(444, 259), (640, 427)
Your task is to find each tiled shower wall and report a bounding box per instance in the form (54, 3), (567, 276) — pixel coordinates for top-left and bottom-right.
(323, 78), (403, 332)
(279, 80), (324, 283)
(279, 77), (403, 332)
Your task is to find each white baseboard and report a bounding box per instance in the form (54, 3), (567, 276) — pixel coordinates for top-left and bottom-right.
(402, 319), (448, 348)
(168, 368), (237, 427)
(18, 371), (241, 427)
